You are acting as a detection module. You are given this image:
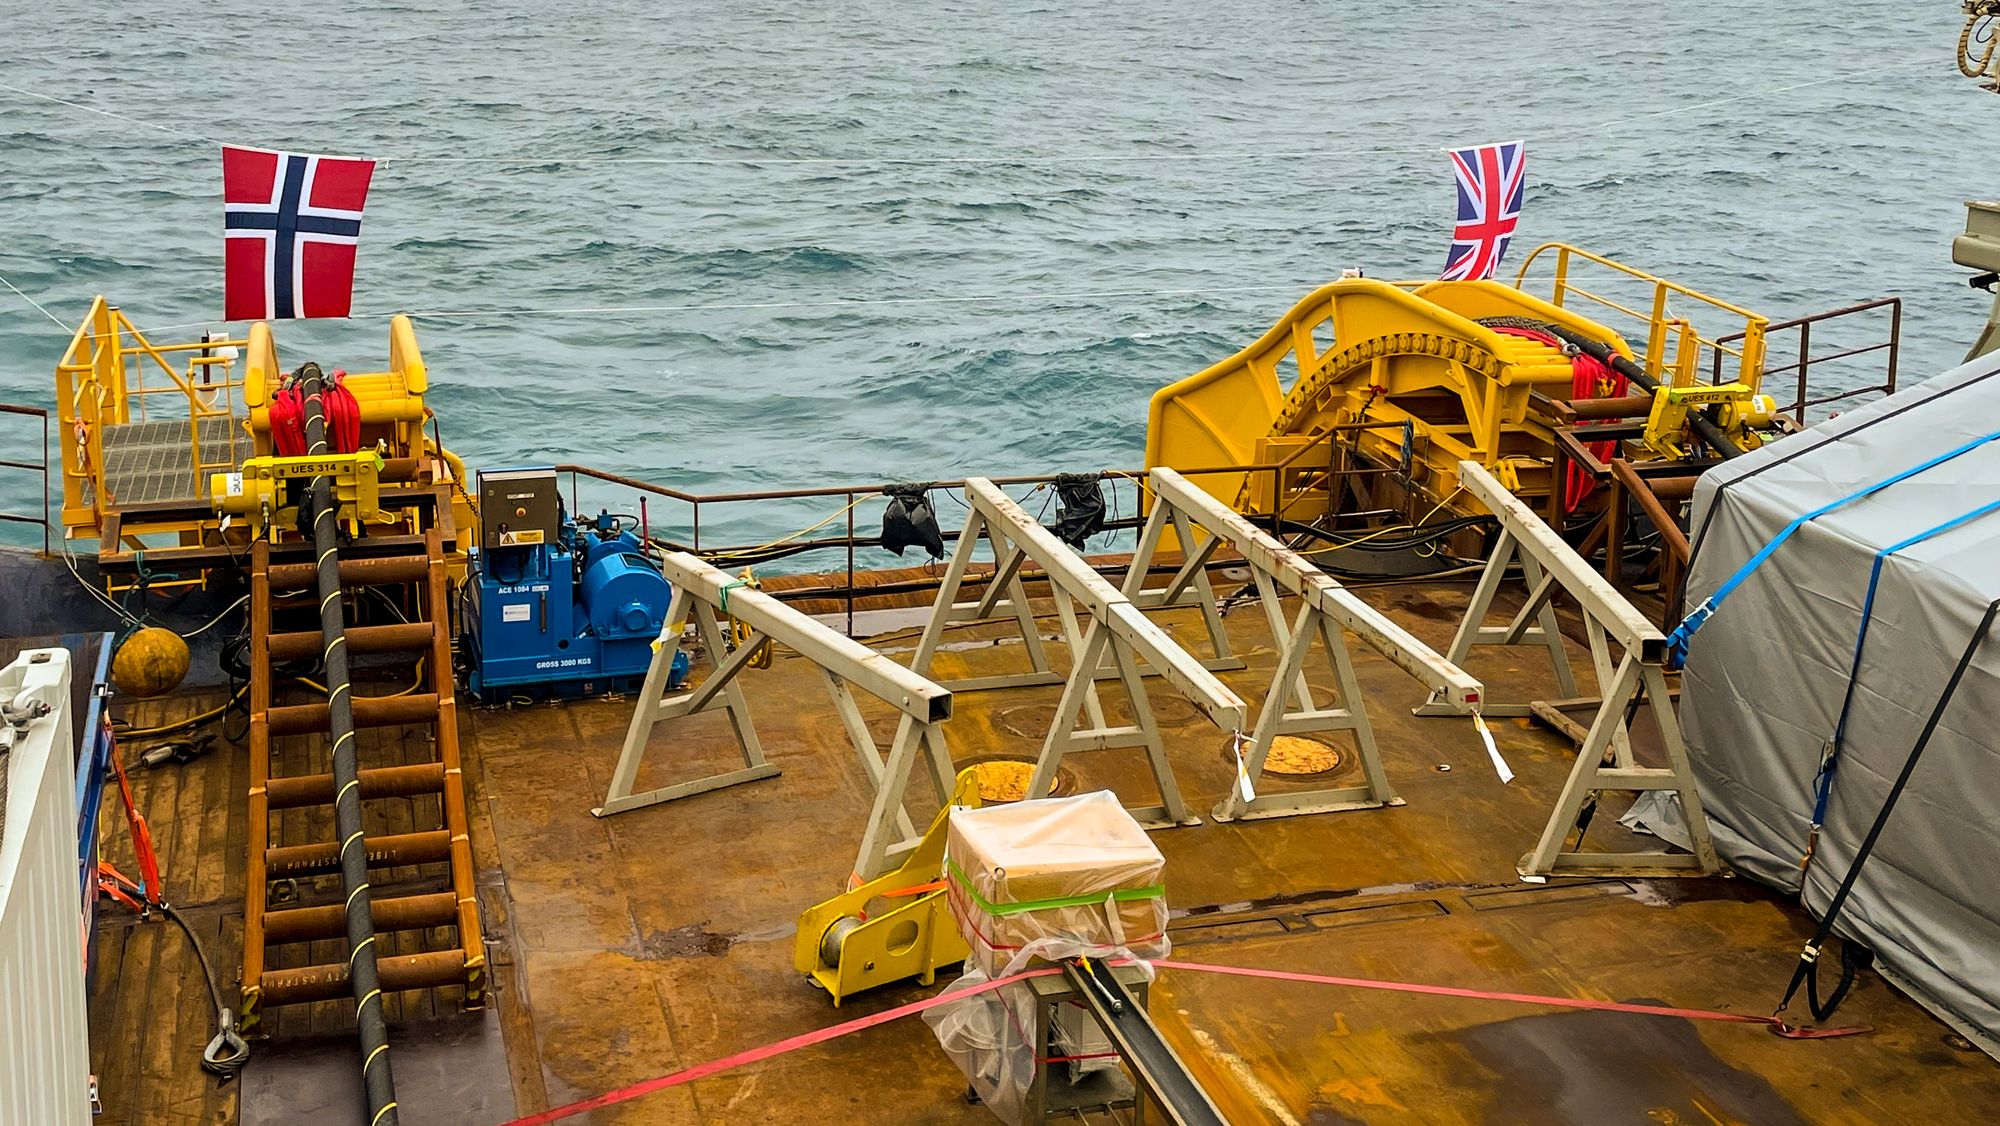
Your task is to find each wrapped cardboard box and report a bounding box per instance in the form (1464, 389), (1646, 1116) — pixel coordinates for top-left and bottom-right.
(945, 789), (1169, 977)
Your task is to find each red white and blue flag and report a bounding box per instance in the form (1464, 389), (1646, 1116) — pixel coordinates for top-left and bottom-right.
(223, 145), (375, 321)
(1440, 140), (1525, 281)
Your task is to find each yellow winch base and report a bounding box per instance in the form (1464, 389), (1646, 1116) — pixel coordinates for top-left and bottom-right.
(1143, 246), (1777, 517)
(1145, 278), (1634, 515)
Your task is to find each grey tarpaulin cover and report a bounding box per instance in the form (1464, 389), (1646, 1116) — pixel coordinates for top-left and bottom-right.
(1679, 355), (2000, 1052)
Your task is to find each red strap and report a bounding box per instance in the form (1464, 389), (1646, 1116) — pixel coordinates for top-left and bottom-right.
(497, 954), (1867, 1125)
(269, 385), (306, 457)
(500, 967), (1063, 1126)
(105, 724), (161, 908)
(878, 879), (946, 898)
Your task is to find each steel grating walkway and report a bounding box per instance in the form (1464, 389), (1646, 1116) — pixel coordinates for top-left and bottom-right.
(98, 415), (250, 506)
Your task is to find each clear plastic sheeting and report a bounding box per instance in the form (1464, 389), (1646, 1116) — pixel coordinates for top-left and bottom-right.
(924, 969), (1038, 1126)
(1680, 354), (2000, 1055)
(944, 789), (1168, 979)
(927, 790), (1169, 1123)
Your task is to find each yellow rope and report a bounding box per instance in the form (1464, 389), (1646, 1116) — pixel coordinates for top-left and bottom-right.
(1962, 13), (2000, 79)
(700, 492), (879, 562)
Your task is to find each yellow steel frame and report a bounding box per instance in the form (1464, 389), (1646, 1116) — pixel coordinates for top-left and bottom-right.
(1512, 242), (1769, 391)
(793, 769), (979, 1006)
(52, 296), (473, 572)
(55, 297), (249, 538)
(211, 450), (387, 537)
(1144, 246), (1777, 513)
(1145, 277), (1635, 511)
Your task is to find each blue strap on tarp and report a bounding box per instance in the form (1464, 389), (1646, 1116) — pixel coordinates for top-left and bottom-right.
(1665, 428), (2000, 667)
(1808, 495), (2000, 833)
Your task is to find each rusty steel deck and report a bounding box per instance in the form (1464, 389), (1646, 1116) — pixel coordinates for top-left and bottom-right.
(87, 578), (2000, 1124)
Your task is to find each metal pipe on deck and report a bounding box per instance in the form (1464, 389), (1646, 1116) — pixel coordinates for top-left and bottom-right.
(300, 362), (400, 1126)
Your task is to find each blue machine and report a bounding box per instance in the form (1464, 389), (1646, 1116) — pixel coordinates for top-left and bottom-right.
(464, 467), (687, 702)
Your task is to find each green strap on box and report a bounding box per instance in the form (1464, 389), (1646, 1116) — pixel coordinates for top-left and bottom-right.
(945, 858), (1164, 918)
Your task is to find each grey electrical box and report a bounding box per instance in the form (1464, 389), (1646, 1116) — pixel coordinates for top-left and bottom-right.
(479, 468), (560, 548)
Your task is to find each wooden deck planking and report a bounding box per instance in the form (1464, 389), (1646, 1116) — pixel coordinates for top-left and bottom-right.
(89, 690), (241, 1126)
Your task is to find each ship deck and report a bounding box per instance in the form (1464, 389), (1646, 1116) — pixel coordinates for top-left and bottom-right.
(89, 576), (2000, 1125)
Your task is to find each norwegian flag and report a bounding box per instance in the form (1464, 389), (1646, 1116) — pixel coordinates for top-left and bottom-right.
(222, 145), (375, 320)
(1440, 140), (1526, 281)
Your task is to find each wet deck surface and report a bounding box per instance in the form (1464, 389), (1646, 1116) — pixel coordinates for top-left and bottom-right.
(88, 578), (2000, 1124)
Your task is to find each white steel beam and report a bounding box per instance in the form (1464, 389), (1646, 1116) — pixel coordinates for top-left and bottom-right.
(1147, 468), (1482, 707)
(657, 552), (952, 723)
(963, 478), (1247, 731)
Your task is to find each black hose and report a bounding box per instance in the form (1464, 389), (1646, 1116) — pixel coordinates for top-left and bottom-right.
(1772, 597), (2000, 1024)
(300, 362), (401, 1124)
(1541, 325), (1742, 461)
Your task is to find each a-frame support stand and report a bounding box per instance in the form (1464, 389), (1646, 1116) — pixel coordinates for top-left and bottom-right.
(909, 497), (1061, 692)
(1130, 469), (1482, 822)
(1438, 462), (1719, 880)
(596, 552), (957, 883)
(914, 478), (1247, 830)
(1413, 528), (1577, 718)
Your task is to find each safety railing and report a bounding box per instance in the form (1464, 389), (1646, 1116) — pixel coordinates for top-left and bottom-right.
(54, 296), (248, 536)
(1513, 243), (1769, 390)
(554, 423), (1411, 636)
(0, 404), (50, 554)
(1710, 298), (1900, 424)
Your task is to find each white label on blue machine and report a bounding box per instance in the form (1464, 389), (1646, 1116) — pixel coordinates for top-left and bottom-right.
(502, 603), (531, 623)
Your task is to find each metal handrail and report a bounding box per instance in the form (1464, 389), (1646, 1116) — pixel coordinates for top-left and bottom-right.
(555, 421), (1409, 636)
(53, 297), (252, 536)
(1709, 297), (1901, 424)
(0, 403), (50, 554)
(1513, 243), (1770, 388)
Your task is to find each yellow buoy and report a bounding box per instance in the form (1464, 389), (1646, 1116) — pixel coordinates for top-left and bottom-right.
(112, 627), (190, 699)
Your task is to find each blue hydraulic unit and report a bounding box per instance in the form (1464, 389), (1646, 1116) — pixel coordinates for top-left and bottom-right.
(465, 467), (686, 702)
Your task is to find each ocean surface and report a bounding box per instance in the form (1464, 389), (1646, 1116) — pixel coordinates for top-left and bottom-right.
(2, 0), (1997, 558)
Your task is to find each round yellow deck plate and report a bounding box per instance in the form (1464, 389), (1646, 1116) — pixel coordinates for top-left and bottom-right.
(973, 759), (1036, 802)
(1262, 736), (1341, 775)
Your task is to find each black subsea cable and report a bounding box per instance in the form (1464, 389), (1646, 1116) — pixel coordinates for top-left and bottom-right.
(1772, 596), (2000, 1026)
(299, 362), (400, 1125)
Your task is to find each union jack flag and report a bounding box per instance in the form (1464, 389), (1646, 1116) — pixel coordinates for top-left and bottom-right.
(1440, 140), (1525, 281)
(223, 145), (375, 320)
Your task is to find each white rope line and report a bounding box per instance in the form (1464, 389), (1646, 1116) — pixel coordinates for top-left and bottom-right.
(0, 272), (75, 332)
(101, 283), (1316, 335)
(373, 145), (1438, 167)
(85, 273), (1728, 335)
(380, 284), (1331, 319)
(0, 58), (1934, 169)
(0, 80), (216, 143)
